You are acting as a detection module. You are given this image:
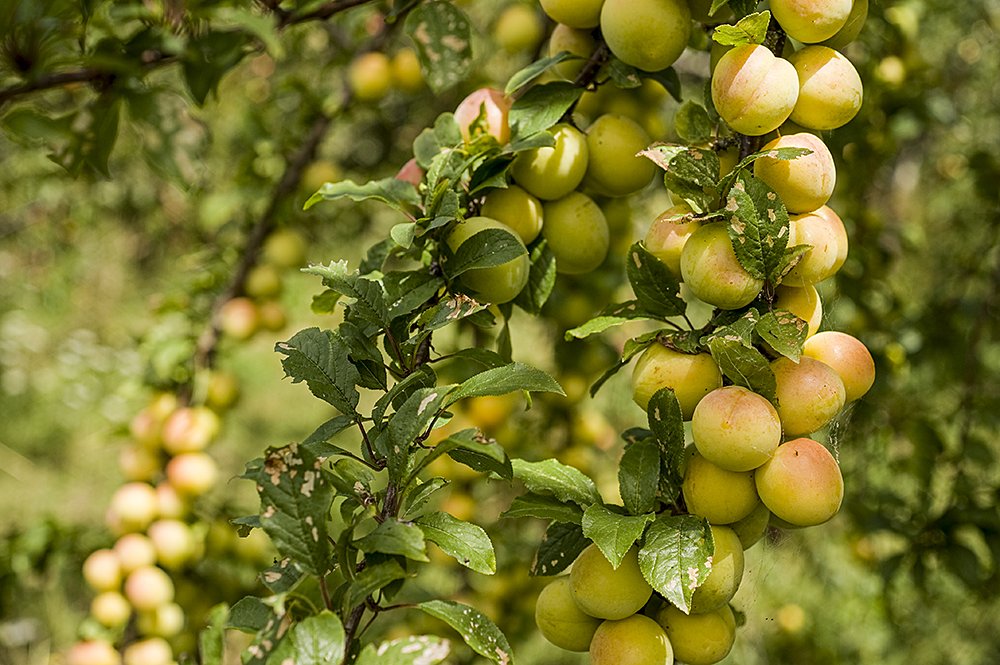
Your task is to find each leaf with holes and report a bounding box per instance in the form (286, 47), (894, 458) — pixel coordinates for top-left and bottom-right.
(638, 515), (714, 614)
(532, 521), (591, 576)
(405, 2), (473, 93)
(417, 512), (496, 574)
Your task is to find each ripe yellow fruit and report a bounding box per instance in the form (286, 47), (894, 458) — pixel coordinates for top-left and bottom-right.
(823, 0), (868, 49)
(590, 614), (674, 665)
(690, 525), (744, 613)
(756, 437), (844, 526)
(541, 192), (610, 274)
(774, 283), (823, 337)
(784, 206), (849, 286)
(771, 356), (846, 436)
(548, 23), (597, 80)
(584, 114), (656, 197)
(535, 576), (602, 651)
(712, 44), (799, 136)
(124, 565), (174, 612)
(802, 331), (875, 402)
(390, 48), (424, 93)
(631, 345), (722, 417)
(692, 385), (782, 472)
(753, 133), (836, 214)
(480, 185), (544, 244)
(540, 0), (605, 28)
(511, 123), (589, 200)
(600, 0), (691, 72)
(644, 203), (699, 276)
(495, 4), (545, 52)
(347, 52), (392, 102)
(788, 46), (863, 130)
(454, 88), (512, 144)
(446, 216), (530, 304)
(771, 0), (853, 43)
(682, 452), (760, 524)
(680, 223), (764, 310)
(570, 545), (653, 620)
(83, 549), (122, 592)
(658, 603), (736, 664)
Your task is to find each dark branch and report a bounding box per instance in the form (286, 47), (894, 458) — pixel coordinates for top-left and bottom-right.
(0, 55), (176, 107)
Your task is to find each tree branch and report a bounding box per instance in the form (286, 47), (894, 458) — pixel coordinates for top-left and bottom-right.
(0, 55), (176, 107)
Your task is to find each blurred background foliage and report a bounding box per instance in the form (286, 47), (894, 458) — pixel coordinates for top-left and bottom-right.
(1, 0), (998, 663)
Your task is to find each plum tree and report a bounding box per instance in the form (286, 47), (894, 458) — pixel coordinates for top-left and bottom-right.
(90, 591), (132, 628)
(753, 133), (836, 214)
(548, 23), (597, 80)
(692, 385), (782, 472)
(729, 501), (772, 549)
(631, 344), (722, 417)
(124, 565), (175, 611)
(541, 192), (610, 274)
(682, 452), (760, 524)
(534, 576), (602, 651)
(774, 283), (823, 337)
(691, 525), (745, 613)
(680, 223), (764, 309)
(165, 452), (219, 497)
(711, 44), (799, 136)
(803, 331), (876, 401)
(788, 46), (864, 130)
(480, 185), (544, 244)
(583, 114), (657, 197)
(347, 52), (393, 102)
(783, 206), (849, 286)
(540, 0), (604, 28)
(83, 549), (122, 592)
(446, 216), (530, 303)
(511, 123), (589, 200)
(756, 438), (844, 526)
(657, 603), (736, 664)
(644, 203), (699, 276)
(770, 0), (853, 43)
(589, 614), (675, 665)
(108, 482), (159, 533)
(771, 356), (846, 436)
(570, 545), (653, 620)
(494, 4), (545, 52)
(600, 0), (691, 72)
(454, 88), (512, 144)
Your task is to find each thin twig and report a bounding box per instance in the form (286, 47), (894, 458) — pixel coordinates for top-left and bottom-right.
(0, 55), (176, 107)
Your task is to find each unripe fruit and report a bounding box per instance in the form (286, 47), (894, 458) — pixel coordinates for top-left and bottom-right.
(256, 300), (287, 332)
(771, 0), (853, 43)
(823, 0), (868, 49)
(645, 203), (699, 276)
(712, 44), (799, 136)
(688, 0), (734, 23)
(682, 452), (760, 524)
(114, 533), (157, 574)
(584, 114), (656, 196)
(788, 46), (863, 130)
(540, 0), (605, 28)
(300, 160), (341, 194)
(480, 185), (544, 244)
(511, 123), (589, 200)
(753, 133), (836, 214)
(495, 4), (545, 52)
(108, 482), (159, 532)
(446, 216), (530, 304)
(454, 88), (512, 144)
(161, 406), (220, 455)
(535, 576), (602, 651)
(136, 602), (185, 638)
(680, 223), (764, 309)
(348, 52), (392, 102)
(541, 192), (610, 274)
(218, 297), (259, 341)
(548, 24), (597, 80)
(147, 519), (198, 569)
(756, 437), (844, 526)
(262, 228), (308, 269)
(771, 356), (846, 436)
(774, 284), (823, 338)
(165, 452), (219, 497)
(205, 370), (240, 412)
(590, 614), (674, 665)
(802, 331), (875, 402)
(122, 637), (173, 665)
(631, 345), (722, 418)
(390, 48), (424, 93)
(570, 545), (653, 620)
(118, 444), (160, 482)
(244, 263), (283, 299)
(692, 386), (782, 472)
(784, 206), (848, 286)
(600, 0), (691, 72)
(657, 603), (736, 664)
(124, 565), (174, 611)
(729, 501), (771, 549)
(691, 525), (744, 612)
(83, 549), (122, 592)
(67, 640), (121, 665)
(155, 482), (188, 520)
(91, 591), (131, 628)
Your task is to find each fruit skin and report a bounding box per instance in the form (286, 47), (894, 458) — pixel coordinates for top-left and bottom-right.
(161, 405), (220, 455)
(165, 452), (219, 497)
(774, 283), (823, 338)
(83, 549), (122, 592)
(645, 203), (699, 276)
(454, 88), (512, 144)
(753, 133), (836, 214)
(395, 157), (425, 187)
(802, 331), (875, 402)
(114, 533), (158, 574)
(263, 228), (307, 269)
(771, 356), (846, 436)
(590, 614), (674, 665)
(348, 52), (392, 101)
(122, 637), (173, 665)
(495, 4), (545, 52)
(147, 519), (198, 569)
(823, 0), (868, 49)
(682, 452), (760, 524)
(657, 603), (736, 664)
(218, 297), (259, 341)
(570, 545), (653, 620)
(729, 501), (771, 549)
(680, 223), (764, 309)
(108, 482), (159, 533)
(480, 185), (544, 244)
(390, 48), (424, 93)
(540, 0), (605, 29)
(584, 114), (656, 196)
(771, 0), (853, 43)
(535, 576), (602, 651)
(712, 44), (799, 136)
(631, 345), (722, 418)
(788, 46), (863, 130)
(511, 123), (589, 200)
(91, 590), (132, 628)
(548, 24), (597, 79)
(692, 385), (782, 472)
(784, 206), (849, 286)
(541, 192), (610, 274)
(244, 263), (283, 299)
(756, 437), (844, 526)
(446, 216), (530, 303)
(124, 565), (175, 611)
(67, 640), (121, 665)
(600, 0), (691, 72)
(690, 525), (744, 613)
(136, 602), (185, 638)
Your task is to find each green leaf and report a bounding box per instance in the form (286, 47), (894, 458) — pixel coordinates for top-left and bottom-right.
(401, 477), (449, 520)
(417, 511), (496, 574)
(446, 436), (514, 480)
(647, 388), (686, 503)
(252, 443), (335, 576)
(275, 327), (361, 415)
(302, 261), (391, 327)
(505, 52), (579, 94)
(380, 385), (454, 482)
(286, 611), (345, 665)
(607, 58), (643, 87)
(227, 597), (272, 633)
(725, 172), (790, 282)
(565, 300), (659, 340)
(712, 11), (772, 47)
(259, 557), (305, 594)
(356, 636), (451, 665)
(531, 521), (590, 576)
(304, 177), (420, 213)
(355, 519), (429, 561)
(343, 559), (408, 612)
(589, 331), (660, 397)
(756, 310), (807, 361)
(514, 240), (557, 315)
(626, 242), (686, 318)
(446, 228), (528, 278)
(302, 414), (356, 447)
(243, 607), (287, 665)
(416, 294), (489, 332)
(581, 505), (655, 569)
(448, 362), (563, 405)
(642, 68), (682, 102)
(510, 82), (582, 139)
(405, 2), (473, 93)
(417, 600), (513, 665)
(199, 604), (228, 665)
(638, 515), (715, 614)
(618, 439), (661, 516)
(182, 30), (248, 104)
(674, 101), (713, 144)
(512, 458), (602, 506)
(707, 337), (777, 401)
(502, 494), (584, 524)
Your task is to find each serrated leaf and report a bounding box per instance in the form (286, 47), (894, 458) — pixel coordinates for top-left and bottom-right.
(647, 388), (686, 502)
(531, 521), (590, 576)
(505, 52), (579, 95)
(417, 511), (496, 574)
(618, 439), (661, 515)
(304, 177), (420, 213)
(712, 11), (771, 47)
(674, 101), (713, 144)
(581, 505), (655, 569)
(285, 611), (345, 665)
(627, 242), (686, 318)
(260, 557), (305, 594)
(355, 519), (429, 561)
(227, 596), (272, 633)
(303, 261), (391, 326)
(514, 240), (557, 315)
(446, 228), (528, 278)
(343, 559), (408, 611)
(510, 82), (582, 139)
(502, 494), (584, 524)
(756, 310), (807, 361)
(512, 458), (601, 506)
(417, 600), (513, 665)
(448, 362), (563, 405)
(417, 294), (488, 332)
(356, 636), (451, 665)
(380, 386), (454, 482)
(725, 173), (790, 281)
(404, 2), (472, 93)
(708, 337), (777, 401)
(639, 515), (714, 614)
(275, 327), (361, 414)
